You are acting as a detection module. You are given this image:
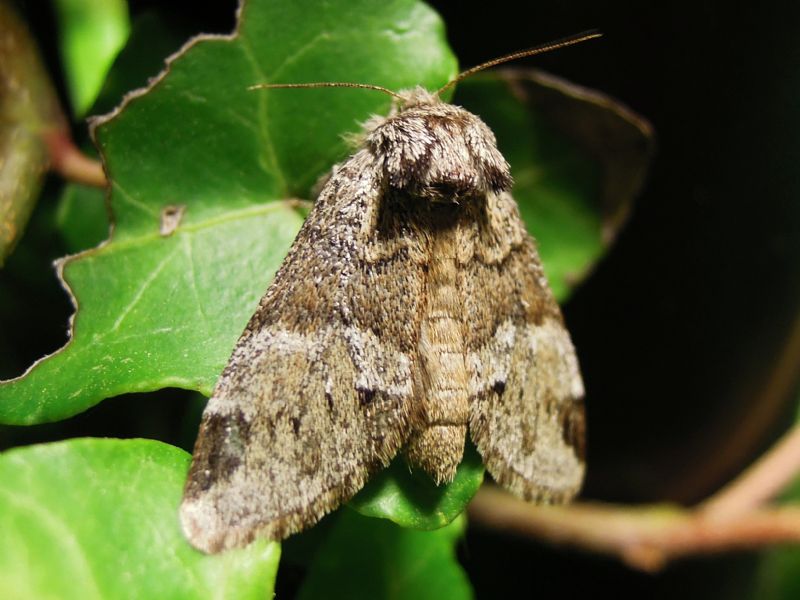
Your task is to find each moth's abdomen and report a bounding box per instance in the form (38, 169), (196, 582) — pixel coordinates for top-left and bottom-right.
(406, 221), (468, 483)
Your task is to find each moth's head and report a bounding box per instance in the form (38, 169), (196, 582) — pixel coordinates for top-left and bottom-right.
(365, 87), (512, 203)
(248, 33), (602, 204)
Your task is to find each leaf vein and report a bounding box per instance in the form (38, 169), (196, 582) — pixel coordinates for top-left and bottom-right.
(267, 31), (331, 82)
(112, 182), (159, 217)
(108, 246), (179, 334)
(182, 235), (210, 332)
(238, 36), (288, 195)
(0, 486), (104, 600)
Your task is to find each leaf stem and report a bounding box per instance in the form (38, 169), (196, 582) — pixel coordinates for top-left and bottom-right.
(44, 131), (107, 188)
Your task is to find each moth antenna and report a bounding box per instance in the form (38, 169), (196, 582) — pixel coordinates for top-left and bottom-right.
(248, 81), (404, 101)
(436, 30), (602, 96)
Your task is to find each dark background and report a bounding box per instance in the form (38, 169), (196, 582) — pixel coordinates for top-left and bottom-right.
(4, 1), (800, 598)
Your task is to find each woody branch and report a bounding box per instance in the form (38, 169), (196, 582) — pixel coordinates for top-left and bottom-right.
(468, 423), (800, 572)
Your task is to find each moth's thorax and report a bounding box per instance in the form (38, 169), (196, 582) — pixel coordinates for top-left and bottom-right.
(365, 87), (512, 203)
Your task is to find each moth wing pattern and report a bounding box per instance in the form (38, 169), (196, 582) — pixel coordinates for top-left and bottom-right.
(180, 150), (426, 553)
(465, 190), (586, 502)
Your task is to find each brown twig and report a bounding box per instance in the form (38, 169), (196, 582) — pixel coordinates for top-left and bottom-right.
(468, 422), (800, 571)
(469, 488), (800, 571)
(700, 424), (800, 519)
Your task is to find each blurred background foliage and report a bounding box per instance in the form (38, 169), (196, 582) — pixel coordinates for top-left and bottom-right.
(1, 0), (799, 598)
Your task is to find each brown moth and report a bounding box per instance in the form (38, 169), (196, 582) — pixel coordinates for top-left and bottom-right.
(181, 34), (597, 554)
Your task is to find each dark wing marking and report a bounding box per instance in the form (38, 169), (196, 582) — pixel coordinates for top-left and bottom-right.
(181, 151), (426, 552)
(466, 191), (585, 503)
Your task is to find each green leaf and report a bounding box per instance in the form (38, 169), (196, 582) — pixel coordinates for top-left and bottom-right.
(0, 0), (457, 424)
(350, 442), (484, 529)
(55, 184), (110, 253)
(754, 546), (800, 600)
(752, 478), (800, 599)
(455, 70), (653, 301)
(749, 391), (800, 599)
(297, 509), (472, 600)
(0, 438), (279, 599)
(53, 0), (131, 116)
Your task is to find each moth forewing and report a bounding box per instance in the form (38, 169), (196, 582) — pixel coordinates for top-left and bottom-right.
(181, 86), (585, 553)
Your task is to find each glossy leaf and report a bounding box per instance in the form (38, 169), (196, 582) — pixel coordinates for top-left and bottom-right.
(53, 0), (131, 116)
(350, 442), (484, 529)
(297, 509), (472, 600)
(0, 438), (279, 599)
(55, 183), (109, 253)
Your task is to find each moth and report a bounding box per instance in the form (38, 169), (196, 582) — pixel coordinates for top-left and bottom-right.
(181, 33), (598, 554)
